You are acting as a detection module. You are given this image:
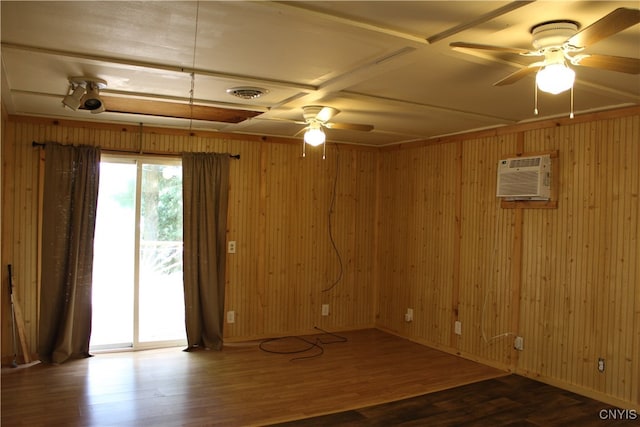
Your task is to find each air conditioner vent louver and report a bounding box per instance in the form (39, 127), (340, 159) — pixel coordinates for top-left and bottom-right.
(509, 157), (541, 168)
(497, 154), (551, 200)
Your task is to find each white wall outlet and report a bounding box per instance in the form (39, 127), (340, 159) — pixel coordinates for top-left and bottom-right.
(226, 310), (235, 324)
(514, 336), (524, 351)
(405, 308), (413, 322)
(454, 321), (462, 335)
(598, 357), (605, 373)
(227, 241), (236, 254)
(321, 304), (329, 316)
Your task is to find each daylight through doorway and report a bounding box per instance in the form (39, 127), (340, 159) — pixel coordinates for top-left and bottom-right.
(91, 156), (186, 351)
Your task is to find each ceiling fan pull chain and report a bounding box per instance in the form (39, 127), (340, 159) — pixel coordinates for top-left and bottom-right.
(534, 81), (539, 116)
(302, 139), (306, 158)
(570, 86), (574, 119)
(323, 141), (326, 160)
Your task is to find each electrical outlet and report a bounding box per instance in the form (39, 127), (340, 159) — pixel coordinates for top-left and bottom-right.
(226, 310), (235, 324)
(227, 241), (236, 254)
(405, 308), (413, 322)
(321, 304), (329, 316)
(598, 358), (605, 373)
(454, 321), (462, 335)
(514, 336), (524, 351)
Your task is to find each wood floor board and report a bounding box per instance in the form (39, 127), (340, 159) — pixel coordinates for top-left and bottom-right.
(2, 329), (506, 426)
(274, 375), (637, 426)
(3, 329), (632, 426)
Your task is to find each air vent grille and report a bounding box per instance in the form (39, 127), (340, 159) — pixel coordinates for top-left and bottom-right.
(226, 87), (268, 100)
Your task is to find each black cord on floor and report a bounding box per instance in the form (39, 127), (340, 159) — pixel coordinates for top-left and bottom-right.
(258, 327), (347, 361)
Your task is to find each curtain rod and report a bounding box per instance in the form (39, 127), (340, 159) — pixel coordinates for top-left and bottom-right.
(32, 141), (240, 159)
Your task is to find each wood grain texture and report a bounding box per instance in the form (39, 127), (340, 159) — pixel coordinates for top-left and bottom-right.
(0, 329), (505, 426)
(276, 374), (638, 426)
(1, 119), (378, 361)
(375, 110), (639, 408)
(2, 108), (639, 410)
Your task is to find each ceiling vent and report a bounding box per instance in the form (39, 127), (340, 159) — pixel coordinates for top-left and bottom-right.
(226, 87), (268, 100)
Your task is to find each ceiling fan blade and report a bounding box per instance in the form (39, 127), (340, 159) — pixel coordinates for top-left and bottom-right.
(450, 41), (533, 55)
(325, 122), (374, 132)
(316, 106), (340, 122)
(294, 126), (308, 137)
(566, 8), (640, 48)
(494, 63), (544, 86)
(572, 54), (640, 74)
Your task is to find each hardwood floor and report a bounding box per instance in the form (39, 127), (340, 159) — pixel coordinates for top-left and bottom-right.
(272, 374), (638, 426)
(2, 329), (505, 426)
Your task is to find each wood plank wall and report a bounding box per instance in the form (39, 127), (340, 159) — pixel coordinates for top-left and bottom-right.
(376, 107), (639, 409)
(2, 107), (638, 410)
(0, 118), (378, 361)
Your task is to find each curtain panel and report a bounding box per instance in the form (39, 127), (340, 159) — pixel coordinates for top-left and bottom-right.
(182, 152), (230, 351)
(38, 143), (101, 364)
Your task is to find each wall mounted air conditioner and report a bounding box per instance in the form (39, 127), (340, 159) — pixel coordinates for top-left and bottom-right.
(496, 154), (551, 200)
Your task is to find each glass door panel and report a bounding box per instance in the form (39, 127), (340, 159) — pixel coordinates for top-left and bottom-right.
(91, 161), (136, 349)
(138, 163), (185, 344)
(91, 158), (186, 351)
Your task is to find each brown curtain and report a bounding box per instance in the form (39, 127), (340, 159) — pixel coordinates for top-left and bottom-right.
(38, 143), (101, 363)
(182, 152), (230, 350)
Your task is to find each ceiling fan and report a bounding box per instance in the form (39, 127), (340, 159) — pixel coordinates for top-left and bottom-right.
(450, 8), (640, 98)
(290, 105), (373, 158)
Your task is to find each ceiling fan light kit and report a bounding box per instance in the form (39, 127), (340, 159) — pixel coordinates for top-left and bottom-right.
(62, 77), (107, 114)
(535, 58), (576, 95)
(450, 7), (640, 117)
(304, 122), (326, 147)
(297, 104), (373, 159)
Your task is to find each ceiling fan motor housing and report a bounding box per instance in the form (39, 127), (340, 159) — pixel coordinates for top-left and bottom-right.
(531, 21), (579, 50)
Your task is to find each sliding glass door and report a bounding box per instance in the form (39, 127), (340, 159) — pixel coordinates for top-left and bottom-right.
(91, 156), (186, 350)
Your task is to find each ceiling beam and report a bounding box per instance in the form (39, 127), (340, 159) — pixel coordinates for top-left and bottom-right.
(1, 42), (317, 93)
(426, 1), (537, 44)
(265, 1), (429, 45)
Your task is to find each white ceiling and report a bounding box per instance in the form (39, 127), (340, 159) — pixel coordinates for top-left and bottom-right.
(2, 1), (639, 146)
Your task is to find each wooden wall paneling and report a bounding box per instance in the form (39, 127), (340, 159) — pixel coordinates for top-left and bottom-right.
(375, 149), (409, 333)
(1, 120), (16, 358)
(2, 118), (377, 353)
(414, 143), (457, 345)
(519, 128), (547, 378)
(321, 145), (348, 326)
(1, 122), (41, 359)
(458, 134), (517, 367)
(2, 110), (638, 410)
(450, 141), (462, 347)
(375, 142), (458, 347)
(518, 115), (639, 406)
(321, 146), (376, 330)
(0, 115), (4, 358)
(353, 149), (378, 328)
(254, 141), (371, 336)
(223, 137), (261, 339)
(631, 114), (640, 406)
(595, 116), (638, 402)
(17, 123), (37, 358)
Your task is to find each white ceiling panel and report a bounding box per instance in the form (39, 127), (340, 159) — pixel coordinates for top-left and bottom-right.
(1, 1), (638, 146)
